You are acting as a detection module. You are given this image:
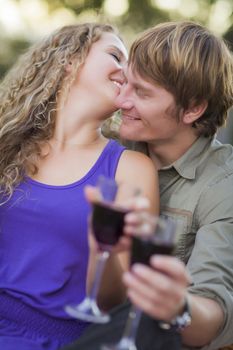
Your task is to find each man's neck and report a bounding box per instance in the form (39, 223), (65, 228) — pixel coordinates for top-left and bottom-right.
(147, 132), (200, 170)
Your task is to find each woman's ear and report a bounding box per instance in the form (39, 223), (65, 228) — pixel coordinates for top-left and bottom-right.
(65, 61), (73, 73)
(183, 100), (208, 125)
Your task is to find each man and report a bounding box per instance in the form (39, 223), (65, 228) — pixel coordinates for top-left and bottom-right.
(63, 21), (233, 350)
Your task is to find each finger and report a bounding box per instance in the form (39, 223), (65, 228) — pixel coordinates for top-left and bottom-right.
(129, 263), (186, 311)
(131, 197), (150, 211)
(150, 256), (191, 285)
(111, 236), (131, 253)
(127, 288), (179, 322)
(124, 212), (156, 236)
(124, 213), (142, 235)
(84, 185), (101, 202)
(125, 211), (152, 225)
(119, 196), (150, 211)
(124, 267), (187, 321)
(127, 288), (161, 319)
(125, 264), (175, 300)
(118, 236), (132, 249)
(123, 269), (162, 301)
(124, 270), (179, 321)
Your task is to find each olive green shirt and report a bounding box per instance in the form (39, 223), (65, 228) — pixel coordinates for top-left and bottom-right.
(133, 136), (233, 349)
(102, 118), (233, 349)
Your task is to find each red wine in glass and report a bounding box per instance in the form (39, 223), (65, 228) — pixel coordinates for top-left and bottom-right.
(92, 202), (128, 251)
(131, 236), (174, 266)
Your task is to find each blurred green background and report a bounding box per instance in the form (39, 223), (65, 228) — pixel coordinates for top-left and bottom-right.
(0, 0), (232, 143)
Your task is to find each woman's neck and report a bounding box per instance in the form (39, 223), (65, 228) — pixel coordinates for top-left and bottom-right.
(50, 125), (106, 151)
(53, 101), (103, 148)
(53, 85), (111, 150)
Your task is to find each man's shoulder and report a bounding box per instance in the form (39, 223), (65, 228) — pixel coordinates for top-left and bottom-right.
(192, 140), (233, 216)
(212, 139), (233, 169)
(199, 139), (233, 181)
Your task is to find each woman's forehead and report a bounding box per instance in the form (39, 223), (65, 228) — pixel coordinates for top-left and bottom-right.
(94, 32), (128, 59)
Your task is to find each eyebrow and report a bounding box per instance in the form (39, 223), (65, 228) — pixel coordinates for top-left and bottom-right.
(108, 45), (126, 58)
(133, 82), (152, 94)
(127, 70), (154, 93)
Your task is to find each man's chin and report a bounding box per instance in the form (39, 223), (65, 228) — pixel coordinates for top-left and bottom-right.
(119, 126), (136, 140)
(119, 131), (142, 142)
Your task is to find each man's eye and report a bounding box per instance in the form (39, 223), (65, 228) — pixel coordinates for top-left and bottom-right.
(136, 88), (143, 95)
(111, 53), (120, 62)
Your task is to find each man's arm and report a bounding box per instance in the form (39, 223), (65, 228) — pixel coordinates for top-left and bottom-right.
(181, 294), (223, 347)
(124, 174), (233, 349)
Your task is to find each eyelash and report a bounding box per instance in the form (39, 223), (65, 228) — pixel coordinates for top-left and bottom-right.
(110, 52), (121, 63)
(135, 88), (144, 96)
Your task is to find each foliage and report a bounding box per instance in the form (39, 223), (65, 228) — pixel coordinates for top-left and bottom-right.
(1, 0), (232, 78)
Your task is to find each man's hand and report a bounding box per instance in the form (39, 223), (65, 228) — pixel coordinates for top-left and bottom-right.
(123, 255), (191, 322)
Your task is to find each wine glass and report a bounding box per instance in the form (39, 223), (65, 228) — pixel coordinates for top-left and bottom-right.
(101, 215), (177, 349)
(65, 176), (138, 324)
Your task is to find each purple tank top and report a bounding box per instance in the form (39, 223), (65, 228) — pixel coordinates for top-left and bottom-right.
(0, 139), (126, 319)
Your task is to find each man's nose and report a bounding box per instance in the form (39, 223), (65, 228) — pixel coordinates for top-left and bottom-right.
(116, 84), (133, 110)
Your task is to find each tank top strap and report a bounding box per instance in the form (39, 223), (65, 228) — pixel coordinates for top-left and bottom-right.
(92, 139), (126, 180)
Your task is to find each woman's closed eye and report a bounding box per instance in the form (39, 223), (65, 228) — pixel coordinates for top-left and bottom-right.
(110, 52), (121, 63)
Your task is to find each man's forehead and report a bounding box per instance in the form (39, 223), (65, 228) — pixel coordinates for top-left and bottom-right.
(126, 65), (154, 88)
(125, 65), (141, 81)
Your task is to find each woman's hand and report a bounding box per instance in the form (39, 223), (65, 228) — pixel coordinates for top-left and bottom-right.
(84, 185), (151, 254)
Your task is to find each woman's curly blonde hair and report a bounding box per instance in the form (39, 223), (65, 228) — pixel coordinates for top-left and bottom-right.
(0, 22), (116, 203)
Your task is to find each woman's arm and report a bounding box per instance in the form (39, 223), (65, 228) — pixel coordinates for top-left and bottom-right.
(115, 150), (159, 215)
(96, 150), (159, 310)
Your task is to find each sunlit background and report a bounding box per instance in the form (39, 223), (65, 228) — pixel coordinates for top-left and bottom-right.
(0, 0), (232, 143)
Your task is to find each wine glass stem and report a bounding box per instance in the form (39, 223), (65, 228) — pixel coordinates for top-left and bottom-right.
(121, 306), (142, 342)
(89, 251), (110, 300)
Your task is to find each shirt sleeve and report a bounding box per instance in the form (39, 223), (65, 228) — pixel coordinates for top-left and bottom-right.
(186, 173), (233, 350)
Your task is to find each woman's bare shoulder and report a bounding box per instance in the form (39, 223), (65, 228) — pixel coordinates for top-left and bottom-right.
(116, 149), (159, 214)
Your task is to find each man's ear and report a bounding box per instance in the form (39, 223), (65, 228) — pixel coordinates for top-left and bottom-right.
(183, 100), (208, 125)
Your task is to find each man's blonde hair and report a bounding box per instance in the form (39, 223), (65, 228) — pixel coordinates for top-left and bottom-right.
(129, 21), (233, 136)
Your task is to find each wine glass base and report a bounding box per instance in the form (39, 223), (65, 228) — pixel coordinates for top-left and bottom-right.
(101, 338), (137, 350)
(65, 298), (110, 324)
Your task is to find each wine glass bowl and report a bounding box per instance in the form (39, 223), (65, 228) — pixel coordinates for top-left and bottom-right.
(92, 201), (129, 251)
(131, 215), (176, 266)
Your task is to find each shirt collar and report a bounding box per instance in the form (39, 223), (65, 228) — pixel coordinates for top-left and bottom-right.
(126, 136), (214, 180)
(166, 136), (214, 179)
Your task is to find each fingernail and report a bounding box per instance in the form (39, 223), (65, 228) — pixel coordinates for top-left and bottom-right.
(135, 198), (150, 208)
(125, 213), (137, 221)
(131, 264), (144, 274)
(123, 271), (133, 284)
(150, 256), (162, 265)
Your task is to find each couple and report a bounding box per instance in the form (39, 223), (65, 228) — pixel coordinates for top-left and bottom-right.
(0, 20), (232, 350)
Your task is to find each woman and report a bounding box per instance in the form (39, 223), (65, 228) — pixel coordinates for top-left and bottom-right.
(0, 23), (159, 350)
